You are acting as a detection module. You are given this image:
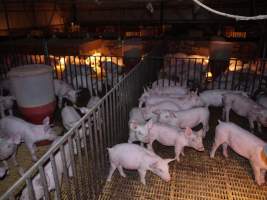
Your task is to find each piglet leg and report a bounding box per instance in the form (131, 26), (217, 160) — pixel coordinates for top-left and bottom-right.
(107, 163), (116, 182)
(138, 168), (147, 185)
(117, 166), (126, 178)
(25, 142), (38, 162)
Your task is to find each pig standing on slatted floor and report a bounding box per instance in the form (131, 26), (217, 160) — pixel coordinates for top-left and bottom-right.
(210, 121), (267, 185)
(107, 143), (174, 185)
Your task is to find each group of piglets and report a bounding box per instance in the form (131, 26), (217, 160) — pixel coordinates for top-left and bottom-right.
(107, 81), (267, 186)
(0, 79), (95, 181)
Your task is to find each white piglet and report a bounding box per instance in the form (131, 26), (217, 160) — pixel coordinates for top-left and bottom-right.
(20, 137), (73, 200)
(61, 105), (81, 130)
(146, 122), (205, 162)
(107, 143), (174, 185)
(155, 107), (209, 137)
(0, 95), (16, 118)
(210, 121), (267, 185)
(199, 89), (248, 107)
(128, 107), (147, 144)
(0, 136), (24, 177)
(141, 101), (181, 120)
(53, 79), (79, 108)
(0, 116), (57, 162)
(222, 93), (267, 132)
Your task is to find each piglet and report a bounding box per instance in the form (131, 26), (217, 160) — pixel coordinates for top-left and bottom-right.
(61, 105), (81, 130)
(199, 89), (248, 107)
(222, 93), (267, 132)
(0, 135), (24, 177)
(210, 121), (267, 185)
(140, 120), (204, 161)
(0, 116), (57, 162)
(0, 95), (16, 118)
(155, 107), (209, 138)
(53, 79), (79, 108)
(0, 165), (7, 179)
(107, 143), (174, 185)
(128, 107), (147, 145)
(20, 137), (73, 200)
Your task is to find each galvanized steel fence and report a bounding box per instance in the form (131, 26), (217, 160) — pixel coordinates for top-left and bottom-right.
(157, 56), (267, 96)
(0, 53), (137, 97)
(0, 54), (155, 200)
(1, 52), (267, 199)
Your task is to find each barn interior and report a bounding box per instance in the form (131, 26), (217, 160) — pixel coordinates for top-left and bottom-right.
(0, 1), (267, 200)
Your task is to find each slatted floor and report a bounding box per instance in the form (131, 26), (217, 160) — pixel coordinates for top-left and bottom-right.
(98, 107), (267, 200)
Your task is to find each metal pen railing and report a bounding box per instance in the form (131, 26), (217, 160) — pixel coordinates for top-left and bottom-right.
(157, 56), (267, 95)
(0, 54), (152, 200)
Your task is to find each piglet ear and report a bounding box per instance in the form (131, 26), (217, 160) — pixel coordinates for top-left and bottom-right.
(149, 161), (158, 169)
(185, 127), (192, 136)
(42, 116), (50, 126)
(164, 158), (175, 164)
(146, 119), (153, 129)
(152, 110), (160, 115)
(169, 111), (176, 118)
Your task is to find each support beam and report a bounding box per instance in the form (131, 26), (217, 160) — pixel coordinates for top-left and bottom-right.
(1, 0), (10, 37)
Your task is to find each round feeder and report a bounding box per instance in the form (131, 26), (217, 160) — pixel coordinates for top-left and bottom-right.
(8, 64), (56, 125)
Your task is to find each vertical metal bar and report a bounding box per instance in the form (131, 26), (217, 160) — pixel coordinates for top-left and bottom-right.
(174, 57), (178, 86)
(74, 128), (86, 200)
(87, 115), (99, 197)
(38, 165), (50, 200)
(181, 58), (184, 87)
(251, 60), (259, 94)
(244, 61), (252, 92)
(25, 178), (36, 200)
(81, 121), (95, 198)
(193, 58), (197, 85)
(108, 93), (114, 145)
(104, 97), (110, 147)
(224, 59), (230, 89)
(88, 56), (94, 96)
(50, 154), (61, 200)
(67, 136), (80, 200)
(67, 54), (73, 85)
(94, 56), (99, 94)
(199, 59), (204, 90)
(238, 61), (245, 91)
(258, 60), (266, 90)
(74, 56), (79, 89)
(231, 59), (238, 90)
(60, 56), (64, 80)
(59, 144), (72, 200)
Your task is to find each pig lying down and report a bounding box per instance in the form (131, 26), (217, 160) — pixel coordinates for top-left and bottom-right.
(210, 121), (267, 185)
(107, 143), (174, 185)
